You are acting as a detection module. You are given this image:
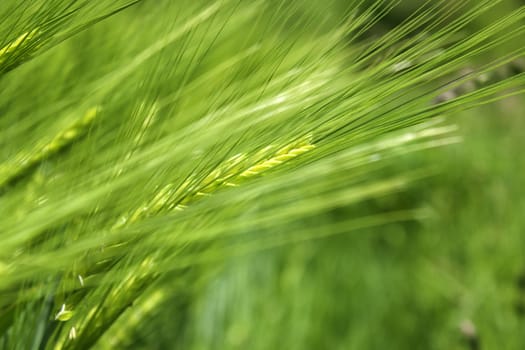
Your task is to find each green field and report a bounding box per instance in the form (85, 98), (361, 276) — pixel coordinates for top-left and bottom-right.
(1, 1), (524, 349)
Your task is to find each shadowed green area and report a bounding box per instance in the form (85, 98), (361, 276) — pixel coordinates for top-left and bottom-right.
(0, 0), (524, 349)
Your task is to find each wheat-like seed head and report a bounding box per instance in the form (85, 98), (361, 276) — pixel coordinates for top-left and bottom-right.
(113, 134), (315, 228)
(0, 29), (39, 65)
(0, 107), (99, 189)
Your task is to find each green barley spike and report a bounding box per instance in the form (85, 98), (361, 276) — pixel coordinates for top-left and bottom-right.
(112, 135), (315, 228)
(145, 134), (315, 214)
(0, 107), (99, 189)
(0, 29), (40, 69)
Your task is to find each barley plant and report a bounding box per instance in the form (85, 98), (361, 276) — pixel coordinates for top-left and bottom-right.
(1, 0), (524, 349)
